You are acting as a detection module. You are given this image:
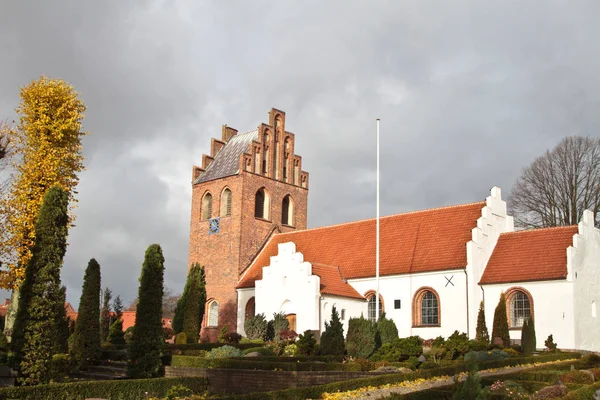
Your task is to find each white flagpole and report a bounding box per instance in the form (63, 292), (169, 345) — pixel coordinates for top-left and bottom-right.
(376, 118), (380, 322)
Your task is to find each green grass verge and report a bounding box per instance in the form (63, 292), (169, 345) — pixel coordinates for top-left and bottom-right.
(0, 377), (208, 400)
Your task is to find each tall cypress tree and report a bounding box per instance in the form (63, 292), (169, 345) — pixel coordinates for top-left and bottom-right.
(100, 287), (112, 341)
(54, 285), (70, 354)
(319, 306), (345, 356)
(172, 276), (190, 335)
(491, 292), (510, 347)
(9, 187), (69, 385)
(127, 244), (165, 378)
(70, 259), (101, 369)
(182, 263), (206, 343)
(475, 301), (490, 344)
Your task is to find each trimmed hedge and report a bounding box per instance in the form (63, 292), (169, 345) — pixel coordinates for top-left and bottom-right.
(230, 355), (344, 363)
(165, 343), (258, 352)
(0, 377), (208, 400)
(212, 352), (579, 400)
(172, 356), (361, 371)
(560, 380), (600, 399)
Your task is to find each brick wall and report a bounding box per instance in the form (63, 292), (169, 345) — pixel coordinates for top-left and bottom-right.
(164, 367), (386, 395)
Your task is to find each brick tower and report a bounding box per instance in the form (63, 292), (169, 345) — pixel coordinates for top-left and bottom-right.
(188, 108), (309, 341)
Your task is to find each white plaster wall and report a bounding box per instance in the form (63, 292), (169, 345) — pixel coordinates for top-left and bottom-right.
(571, 210), (600, 352)
(321, 295), (366, 336)
(482, 281), (574, 349)
(254, 242), (321, 334)
(236, 288), (255, 336)
(465, 187), (514, 338)
(348, 269), (468, 340)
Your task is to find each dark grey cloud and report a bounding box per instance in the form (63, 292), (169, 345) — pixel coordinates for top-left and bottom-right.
(1, 0), (599, 307)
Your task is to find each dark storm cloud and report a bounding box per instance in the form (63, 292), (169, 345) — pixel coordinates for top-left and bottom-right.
(1, 0), (599, 306)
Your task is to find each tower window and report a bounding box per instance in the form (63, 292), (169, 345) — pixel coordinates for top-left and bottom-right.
(220, 188), (232, 217)
(201, 192), (212, 220)
(282, 195), (294, 226)
(255, 188), (270, 220)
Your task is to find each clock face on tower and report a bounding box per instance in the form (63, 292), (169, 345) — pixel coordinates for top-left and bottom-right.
(208, 217), (220, 235)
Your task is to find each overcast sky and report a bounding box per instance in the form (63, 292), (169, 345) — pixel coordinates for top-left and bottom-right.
(1, 1), (599, 309)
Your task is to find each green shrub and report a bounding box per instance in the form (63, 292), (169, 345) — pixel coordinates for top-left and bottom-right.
(218, 325), (228, 343)
(175, 332), (187, 345)
(319, 307), (345, 356)
(521, 318), (536, 355)
(491, 292), (510, 347)
(432, 336), (446, 348)
(101, 341), (114, 350)
(503, 347), (520, 357)
(124, 326), (135, 344)
(170, 356), (361, 371)
(244, 314), (269, 341)
(49, 353), (71, 382)
(376, 314), (398, 345)
(560, 380), (600, 400)
(108, 319), (125, 345)
(181, 349), (208, 357)
(370, 336), (423, 362)
(166, 384), (193, 400)
(582, 353), (600, 366)
(353, 358), (374, 371)
(453, 361), (483, 399)
(296, 330), (317, 356)
(468, 339), (488, 352)
(562, 370), (594, 384)
(475, 300), (490, 344)
(0, 377), (208, 400)
(242, 347), (276, 356)
(346, 316), (377, 358)
(444, 330), (470, 359)
(544, 334), (558, 352)
(240, 337), (264, 345)
(482, 379), (529, 399)
(283, 344), (299, 357)
(270, 312), (289, 342)
(206, 345), (243, 359)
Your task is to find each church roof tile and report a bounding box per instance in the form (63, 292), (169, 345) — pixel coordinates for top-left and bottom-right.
(479, 225), (577, 284)
(237, 201), (485, 290)
(311, 263), (364, 299)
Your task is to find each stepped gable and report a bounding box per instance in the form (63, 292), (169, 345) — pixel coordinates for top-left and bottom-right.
(238, 201), (486, 288)
(194, 129), (259, 184)
(479, 225), (578, 284)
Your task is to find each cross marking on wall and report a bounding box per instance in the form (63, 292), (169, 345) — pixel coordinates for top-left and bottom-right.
(445, 275), (454, 287)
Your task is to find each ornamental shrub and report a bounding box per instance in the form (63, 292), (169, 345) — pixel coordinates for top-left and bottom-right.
(175, 332), (187, 345)
(49, 353), (71, 382)
(271, 312), (289, 342)
(475, 301), (490, 344)
(452, 361), (484, 400)
(127, 244), (165, 379)
(521, 318), (536, 355)
(108, 319), (125, 345)
(432, 336), (446, 348)
(182, 264), (206, 342)
(468, 339), (488, 352)
(166, 384), (193, 400)
(464, 349), (509, 362)
(242, 347), (276, 356)
(544, 334), (558, 352)
(206, 345), (243, 359)
(279, 329), (298, 342)
(124, 326), (135, 344)
(562, 370), (594, 384)
(319, 306), (345, 356)
(370, 336), (423, 362)
(225, 332), (242, 344)
(346, 316), (377, 359)
(444, 331), (470, 359)
(218, 326), (228, 343)
(491, 292), (510, 347)
(244, 314), (269, 341)
(296, 330), (317, 356)
(283, 344), (299, 357)
(376, 313), (399, 346)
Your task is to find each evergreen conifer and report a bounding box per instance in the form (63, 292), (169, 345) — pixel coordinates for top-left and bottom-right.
(108, 319), (125, 345)
(346, 316), (377, 358)
(70, 259), (101, 369)
(475, 301), (490, 344)
(182, 263), (206, 343)
(113, 295), (123, 320)
(376, 313), (399, 346)
(127, 244), (165, 378)
(491, 292), (510, 347)
(9, 187), (69, 385)
(100, 287), (112, 341)
(521, 318), (536, 355)
(54, 285), (70, 354)
(319, 306), (345, 356)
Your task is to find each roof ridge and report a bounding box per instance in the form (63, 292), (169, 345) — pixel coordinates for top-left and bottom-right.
(272, 201), (486, 238)
(501, 225), (578, 236)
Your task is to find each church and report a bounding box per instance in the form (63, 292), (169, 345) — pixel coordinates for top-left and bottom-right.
(188, 108), (600, 352)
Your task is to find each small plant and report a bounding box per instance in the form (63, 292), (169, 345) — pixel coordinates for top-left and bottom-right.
(124, 326), (135, 344)
(296, 330), (317, 355)
(582, 353), (600, 366)
(561, 370), (594, 384)
(283, 343), (299, 357)
(484, 380), (529, 399)
(244, 313), (269, 341)
(353, 358), (374, 372)
(532, 383), (568, 399)
(240, 337), (264, 345)
(444, 331), (470, 359)
(242, 347), (276, 356)
(521, 318), (536, 355)
(166, 384), (193, 400)
(503, 347), (520, 357)
(475, 301), (490, 344)
(206, 345), (243, 359)
(452, 361), (484, 399)
(224, 332), (242, 344)
(175, 332), (187, 345)
(544, 334), (558, 352)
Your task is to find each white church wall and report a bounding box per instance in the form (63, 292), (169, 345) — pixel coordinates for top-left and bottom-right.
(482, 280), (574, 350)
(465, 187), (514, 338)
(571, 210), (600, 352)
(321, 295), (366, 336)
(253, 242), (321, 334)
(236, 287), (255, 336)
(348, 268), (468, 340)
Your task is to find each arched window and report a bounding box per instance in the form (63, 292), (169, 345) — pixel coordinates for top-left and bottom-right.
(365, 291), (384, 323)
(245, 297), (255, 321)
(254, 188), (270, 219)
(413, 287), (440, 327)
(220, 188), (232, 217)
(201, 192), (212, 220)
(208, 300), (219, 327)
(506, 288), (533, 328)
(282, 195), (294, 226)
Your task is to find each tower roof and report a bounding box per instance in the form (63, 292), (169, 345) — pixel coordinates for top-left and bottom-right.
(194, 129), (258, 184)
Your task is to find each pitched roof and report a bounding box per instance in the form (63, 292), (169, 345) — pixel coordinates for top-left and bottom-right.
(479, 225), (578, 284)
(194, 130), (258, 184)
(238, 201), (485, 289)
(312, 263), (364, 299)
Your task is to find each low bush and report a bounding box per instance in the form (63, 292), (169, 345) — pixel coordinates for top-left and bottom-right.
(443, 331), (470, 360)
(239, 337), (264, 345)
(181, 349), (208, 357)
(206, 345), (243, 359)
(464, 349), (509, 362)
(0, 377), (208, 400)
(370, 336), (423, 362)
(49, 353), (71, 382)
(165, 384), (193, 400)
(170, 356), (362, 371)
(175, 332), (187, 345)
(560, 380), (600, 400)
(468, 339), (488, 352)
(224, 332), (242, 344)
(561, 370), (594, 384)
(282, 344), (299, 357)
(503, 347), (520, 357)
(164, 342), (258, 352)
(581, 352), (600, 366)
(296, 330), (317, 356)
(241, 347), (276, 356)
(544, 334), (558, 352)
(532, 383), (568, 399)
(590, 368), (600, 380)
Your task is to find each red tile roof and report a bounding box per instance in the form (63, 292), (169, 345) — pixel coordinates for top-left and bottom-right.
(311, 263), (364, 299)
(238, 202), (485, 290)
(479, 225), (578, 284)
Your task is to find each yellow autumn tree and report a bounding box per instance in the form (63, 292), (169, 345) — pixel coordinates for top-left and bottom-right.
(0, 76), (88, 289)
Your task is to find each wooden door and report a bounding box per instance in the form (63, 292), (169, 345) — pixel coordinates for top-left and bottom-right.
(286, 314), (297, 331)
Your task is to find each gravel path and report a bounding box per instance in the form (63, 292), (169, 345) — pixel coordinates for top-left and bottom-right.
(329, 360), (577, 400)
